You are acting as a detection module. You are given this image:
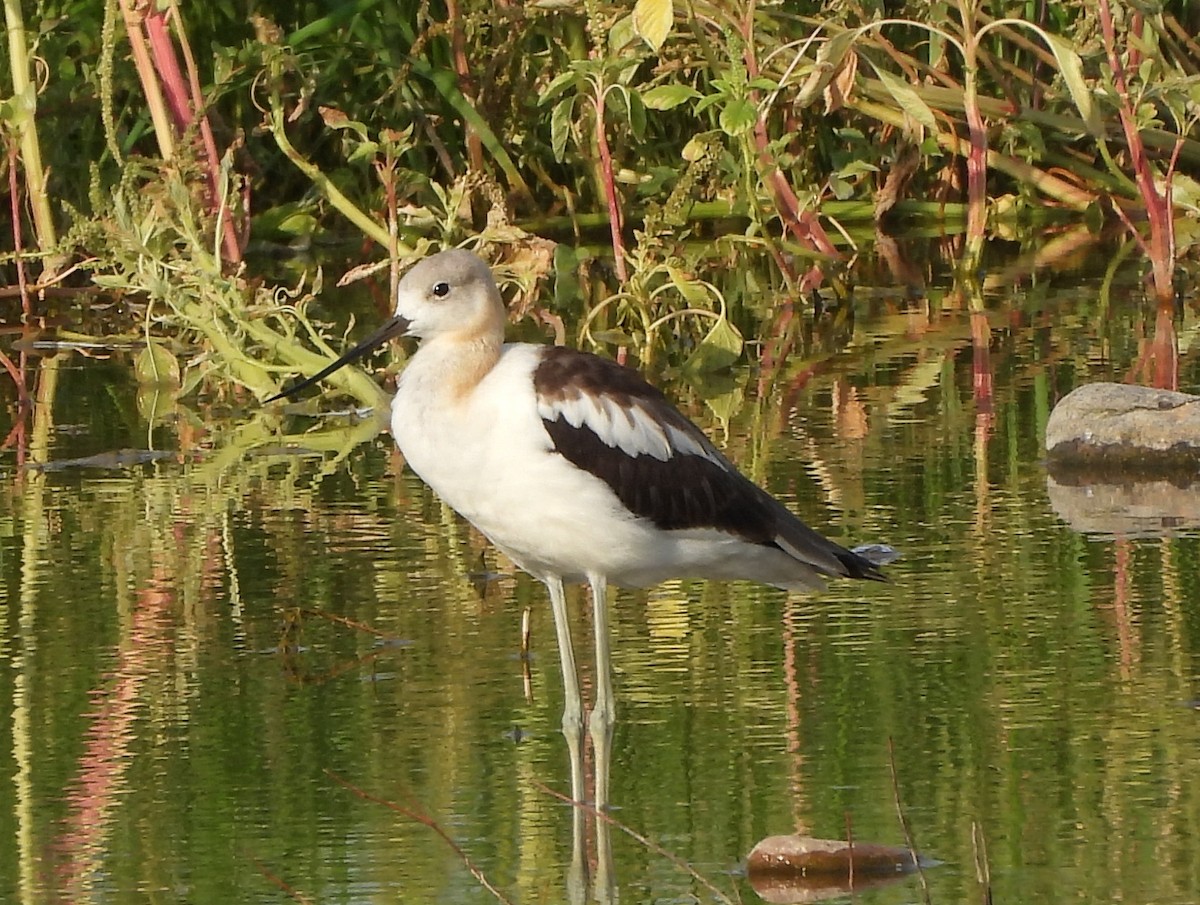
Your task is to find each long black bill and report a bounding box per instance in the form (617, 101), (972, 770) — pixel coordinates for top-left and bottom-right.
(265, 314), (411, 403)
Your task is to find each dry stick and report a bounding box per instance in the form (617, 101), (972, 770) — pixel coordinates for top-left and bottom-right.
(326, 770), (514, 905)
(844, 811), (855, 891)
(295, 607), (393, 638)
(886, 737), (931, 905)
(971, 820), (993, 905)
(247, 855), (316, 905)
(520, 607), (532, 659)
(520, 606), (533, 702)
(531, 779), (735, 905)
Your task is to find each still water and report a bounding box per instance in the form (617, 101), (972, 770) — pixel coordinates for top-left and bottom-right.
(2, 249), (1199, 904)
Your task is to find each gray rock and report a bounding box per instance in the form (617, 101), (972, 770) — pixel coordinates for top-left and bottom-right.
(1045, 382), (1200, 466)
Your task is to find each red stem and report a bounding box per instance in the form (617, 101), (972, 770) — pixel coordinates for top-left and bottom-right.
(1097, 0), (1174, 302)
(593, 91), (627, 283)
(144, 7), (243, 263)
(741, 11), (837, 296)
(964, 76), (988, 254)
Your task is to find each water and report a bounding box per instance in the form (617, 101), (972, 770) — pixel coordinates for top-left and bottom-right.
(1, 254), (1199, 904)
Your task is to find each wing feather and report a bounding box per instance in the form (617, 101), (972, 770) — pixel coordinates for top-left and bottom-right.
(532, 346), (884, 581)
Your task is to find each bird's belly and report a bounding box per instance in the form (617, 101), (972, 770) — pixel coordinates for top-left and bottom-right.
(405, 437), (650, 580)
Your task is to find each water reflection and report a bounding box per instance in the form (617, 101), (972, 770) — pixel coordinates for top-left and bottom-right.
(1, 258), (1199, 903)
(53, 571), (176, 902)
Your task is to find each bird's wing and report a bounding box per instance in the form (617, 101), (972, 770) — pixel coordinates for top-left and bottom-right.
(532, 346), (883, 580)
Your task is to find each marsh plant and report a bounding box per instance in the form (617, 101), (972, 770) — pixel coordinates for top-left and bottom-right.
(0, 0), (1197, 409)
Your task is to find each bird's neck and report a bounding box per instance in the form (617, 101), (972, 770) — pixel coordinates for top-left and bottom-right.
(408, 331), (504, 404)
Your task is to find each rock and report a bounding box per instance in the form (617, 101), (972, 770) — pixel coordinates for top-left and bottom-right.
(746, 835), (923, 903)
(1045, 383), (1200, 467)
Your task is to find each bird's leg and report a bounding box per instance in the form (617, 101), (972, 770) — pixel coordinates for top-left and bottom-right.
(545, 575), (588, 894)
(587, 571), (615, 814)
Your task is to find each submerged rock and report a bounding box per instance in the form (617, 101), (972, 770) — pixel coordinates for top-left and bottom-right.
(1045, 382), (1200, 467)
(746, 834), (924, 903)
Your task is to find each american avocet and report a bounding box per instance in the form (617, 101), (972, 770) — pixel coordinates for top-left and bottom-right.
(270, 249), (886, 804)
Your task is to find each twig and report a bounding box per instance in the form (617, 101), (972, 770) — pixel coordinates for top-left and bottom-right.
(247, 855), (316, 904)
(294, 607), (393, 638)
(886, 736), (931, 905)
(971, 820), (993, 905)
(0, 347), (28, 408)
(532, 779), (735, 905)
(844, 810), (855, 890)
(326, 770), (514, 904)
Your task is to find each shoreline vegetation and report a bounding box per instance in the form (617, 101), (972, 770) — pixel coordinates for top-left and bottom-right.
(0, 0), (1197, 412)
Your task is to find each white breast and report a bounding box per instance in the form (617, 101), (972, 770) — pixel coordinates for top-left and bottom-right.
(390, 344), (650, 583)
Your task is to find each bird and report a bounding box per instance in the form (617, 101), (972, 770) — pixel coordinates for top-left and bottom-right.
(269, 248), (886, 807)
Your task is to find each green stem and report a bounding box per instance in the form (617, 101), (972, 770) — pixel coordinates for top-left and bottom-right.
(3, 0), (59, 267)
(267, 95), (396, 251)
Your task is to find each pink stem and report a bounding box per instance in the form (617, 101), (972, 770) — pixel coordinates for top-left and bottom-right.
(1098, 0), (1174, 302)
(593, 91), (627, 283)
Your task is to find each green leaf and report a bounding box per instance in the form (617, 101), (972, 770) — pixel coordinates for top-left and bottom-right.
(626, 88), (647, 139)
(837, 159), (879, 178)
(719, 97), (757, 136)
(1042, 31), (1101, 137)
(640, 84), (701, 110)
(681, 131), (719, 162)
(873, 66), (936, 132)
(609, 14), (639, 53)
(694, 92), (723, 115)
(665, 266), (710, 303)
(551, 96), (574, 162)
(633, 0), (673, 52)
(134, 342), (181, 387)
(592, 329), (635, 346)
(684, 315), (743, 373)
(539, 69), (580, 106)
(346, 140), (380, 164)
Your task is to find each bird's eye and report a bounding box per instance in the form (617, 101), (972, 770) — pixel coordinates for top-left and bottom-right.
(431, 281), (451, 299)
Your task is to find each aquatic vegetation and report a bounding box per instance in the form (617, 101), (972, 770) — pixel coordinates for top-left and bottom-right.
(0, 0), (1197, 405)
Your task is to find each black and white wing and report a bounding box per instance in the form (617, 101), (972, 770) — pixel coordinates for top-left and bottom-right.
(531, 346), (883, 581)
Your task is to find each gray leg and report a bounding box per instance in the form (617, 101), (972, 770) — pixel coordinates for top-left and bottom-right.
(545, 575), (588, 899)
(546, 574), (584, 744)
(587, 571), (616, 902)
(586, 572), (615, 811)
